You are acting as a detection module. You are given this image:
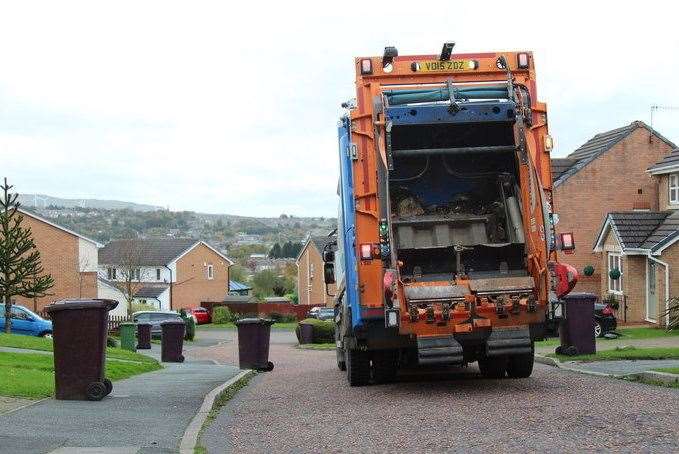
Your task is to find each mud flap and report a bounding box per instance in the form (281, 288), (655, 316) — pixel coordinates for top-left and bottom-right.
(417, 335), (463, 365)
(486, 326), (532, 357)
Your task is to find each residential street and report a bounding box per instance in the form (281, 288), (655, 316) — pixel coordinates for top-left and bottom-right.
(190, 329), (679, 453)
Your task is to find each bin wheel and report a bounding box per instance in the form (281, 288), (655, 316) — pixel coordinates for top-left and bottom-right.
(264, 361), (274, 372)
(86, 381), (107, 401)
(103, 378), (113, 395)
(178, 355), (185, 363)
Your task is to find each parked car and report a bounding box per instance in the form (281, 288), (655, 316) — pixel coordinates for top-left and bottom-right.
(594, 302), (617, 337)
(132, 311), (184, 337)
(545, 300), (618, 338)
(306, 307), (322, 318)
(316, 308), (335, 321)
(0, 304), (53, 337)
(184, 307), (211, 325)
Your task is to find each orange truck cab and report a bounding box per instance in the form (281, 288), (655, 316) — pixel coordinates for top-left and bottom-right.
(324, 43), (577, 386)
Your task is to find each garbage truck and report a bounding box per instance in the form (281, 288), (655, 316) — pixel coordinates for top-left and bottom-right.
(323, 43), (578, 386)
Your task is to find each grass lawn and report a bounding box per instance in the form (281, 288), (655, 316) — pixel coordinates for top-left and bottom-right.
(298, 343), (335, 350)
(617, 327), (679, 339)
(197, 322), (297, 331)
(548, 346), (679, 363)
(0, 333), (157, 364)
(652, 367), (679, 375)
(0, 350), (161, 399)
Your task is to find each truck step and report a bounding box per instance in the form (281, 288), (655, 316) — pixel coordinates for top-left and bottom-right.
(486, 327), (532, 357)
(417, 335), (463, 365)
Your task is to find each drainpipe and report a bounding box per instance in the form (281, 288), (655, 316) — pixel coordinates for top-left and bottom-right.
(647, 255), (670, 326)
(165, 265), (174, 310)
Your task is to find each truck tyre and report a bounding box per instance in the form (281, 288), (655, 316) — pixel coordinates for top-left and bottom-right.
(336, 347), (346, 371)
(346, 348), (370, 386)
(372, 350), (397, 384)
(478, 356), (507, 379)
(506, 353), (534, 378)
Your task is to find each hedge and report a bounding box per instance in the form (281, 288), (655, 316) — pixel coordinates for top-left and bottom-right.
(212, 306), (240, 324)
(296, 318), (334, 344)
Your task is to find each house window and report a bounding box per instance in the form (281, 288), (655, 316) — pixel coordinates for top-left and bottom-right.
(107, 267), (116, 280)
(207, 264), (214, 280)
(156, 268), (161, 281)
(607, 253), (623, 293)
(670, 173), (679, 204)
(309, 263), (314, 279)
(134, 268), (141, 281)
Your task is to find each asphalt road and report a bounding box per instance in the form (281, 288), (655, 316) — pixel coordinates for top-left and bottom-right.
(193, 331), (679, 453)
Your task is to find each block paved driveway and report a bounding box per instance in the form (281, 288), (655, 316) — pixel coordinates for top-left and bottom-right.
(192, 330), (679, 453)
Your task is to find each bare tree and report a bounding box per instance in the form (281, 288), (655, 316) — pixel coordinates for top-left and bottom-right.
(113, 241), (149, 314)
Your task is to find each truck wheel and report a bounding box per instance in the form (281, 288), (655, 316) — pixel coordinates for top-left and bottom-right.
(346, 348), (370, 386)
(506, 353), (535, 378)
(336, 346), (346, 371)
(478, 356), (507, 379)
(373, 350), (398, 384)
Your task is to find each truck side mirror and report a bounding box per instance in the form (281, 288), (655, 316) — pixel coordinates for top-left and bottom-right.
(324, 263), (336, 285)
(323, 250), (335, 263)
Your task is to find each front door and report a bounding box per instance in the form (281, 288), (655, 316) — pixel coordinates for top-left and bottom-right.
(647, 261), (658, 322)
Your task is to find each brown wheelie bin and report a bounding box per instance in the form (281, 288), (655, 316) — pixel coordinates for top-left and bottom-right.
(45, 299), (118, 401)
(160, 319), (185, 362)
(235, 318), (274, 371)
(136, 322), (152, 349)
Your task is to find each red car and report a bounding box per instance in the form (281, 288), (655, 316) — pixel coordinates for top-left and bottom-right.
(185, 307), (211, 325)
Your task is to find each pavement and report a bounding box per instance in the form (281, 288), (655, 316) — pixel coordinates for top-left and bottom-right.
(0, 334), (240, 454)
(564, 359), (679, 376)
(535, 334), (679, 356)
(190, 330), (679, 453)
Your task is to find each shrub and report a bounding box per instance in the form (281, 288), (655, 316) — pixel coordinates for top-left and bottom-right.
(183, 316), (196, 341)
(107, 336), (118, 348)
(297, 318), (334, 344)
(212, 306), (241, 324)
(269, 312), (297, 323)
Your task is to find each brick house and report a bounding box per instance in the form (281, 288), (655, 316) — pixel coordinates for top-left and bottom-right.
(13, 209), (100, 312)
(591, 148), (679, 325)
(551, 121), (676, 295)
(296, 235), (337, 306)
(98, 238), (232, 311)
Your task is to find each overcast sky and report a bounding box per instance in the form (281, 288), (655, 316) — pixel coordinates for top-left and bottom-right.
(1, 1), (678, 217)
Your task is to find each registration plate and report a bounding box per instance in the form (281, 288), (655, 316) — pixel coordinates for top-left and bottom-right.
(417, 60), (477, 72)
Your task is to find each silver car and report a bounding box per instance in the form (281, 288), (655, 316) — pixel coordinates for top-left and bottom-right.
(132, 311), (183, 337)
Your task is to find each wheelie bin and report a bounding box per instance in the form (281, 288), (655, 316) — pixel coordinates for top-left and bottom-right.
(137, 322), (152, 349)
(160, 319), (185, 362)
(235, 318), (274, 371)
(45, 299), (118, 401)
(119, 322), (137, 352)
(557, 292), (597, 356)
(297, 322), (314, 344)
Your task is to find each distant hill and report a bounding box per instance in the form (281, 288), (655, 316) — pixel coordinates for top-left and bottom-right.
(19, 194), (163, 212)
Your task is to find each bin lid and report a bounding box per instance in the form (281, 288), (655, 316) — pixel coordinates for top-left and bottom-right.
(235, 317), (274, 326)
(45, 298), (119, 313)
(563, 292), (598, 301)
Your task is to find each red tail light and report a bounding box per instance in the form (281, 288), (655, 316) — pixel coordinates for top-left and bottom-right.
(602, 305), (614, 316)
(559, 232), (575, 254)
